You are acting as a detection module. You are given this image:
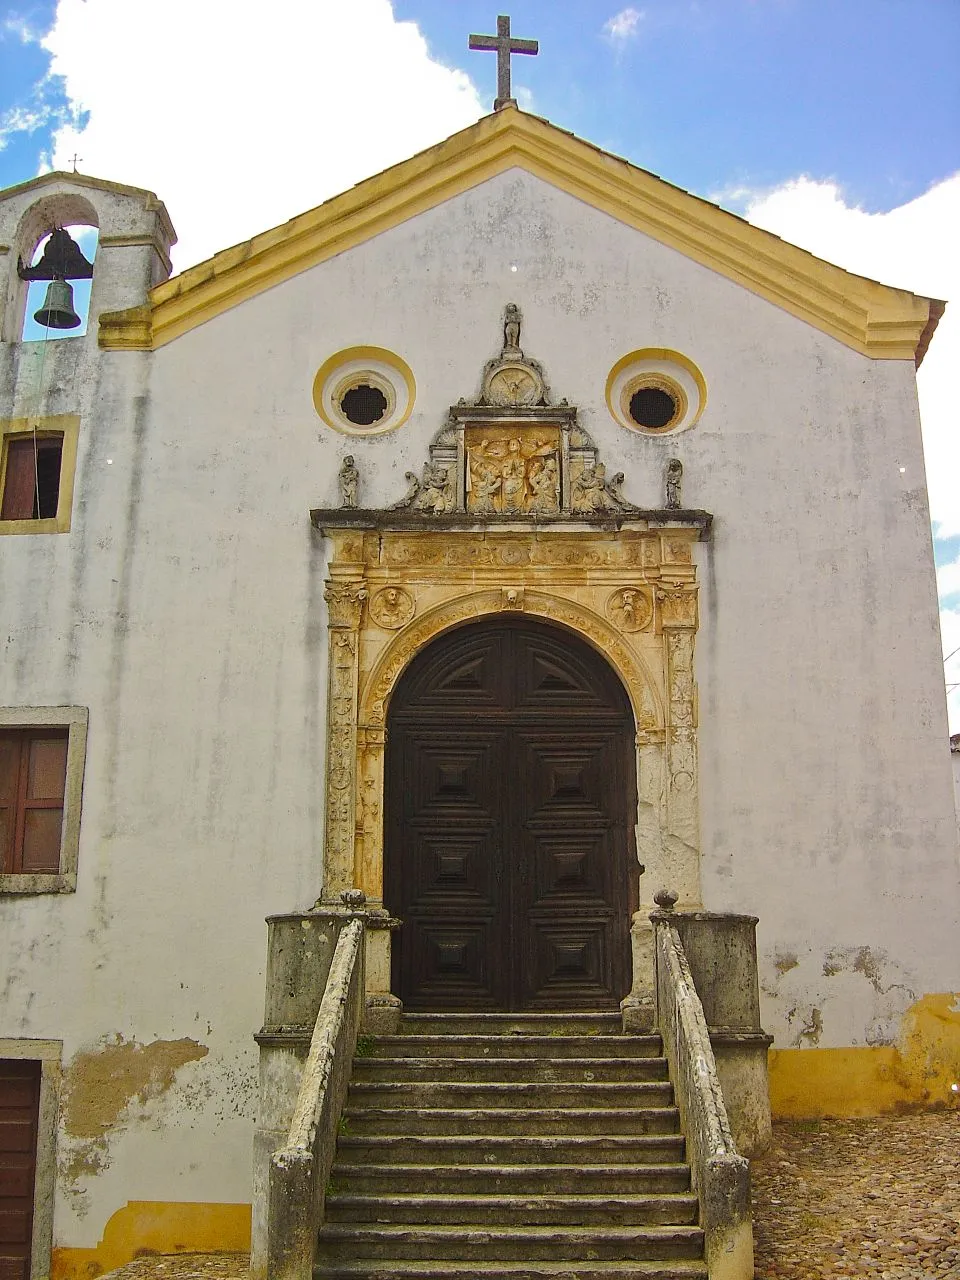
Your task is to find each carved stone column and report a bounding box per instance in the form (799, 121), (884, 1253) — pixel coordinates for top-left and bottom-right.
(322, 579), (366, 898)
(355, 726), (385, 901)
(623, 727), (666, 1032)
(660, 585), (701, 907)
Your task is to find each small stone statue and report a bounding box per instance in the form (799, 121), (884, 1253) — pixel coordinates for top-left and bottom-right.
(503, 302), (522, 355)
(412, 461), (454, 514)
(665, 458), (683, 510)
(338, 455), (360, 508)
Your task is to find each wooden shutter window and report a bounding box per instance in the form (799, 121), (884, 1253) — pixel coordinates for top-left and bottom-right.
(0, 729), (68, 874)
(1, 436), (63, 521)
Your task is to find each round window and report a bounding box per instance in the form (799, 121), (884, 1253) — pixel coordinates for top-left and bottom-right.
(629, 385), (679, 430)
(606, 350), (706, 436)
(340, 383), (389, 427)
(313, 346), (415, 436)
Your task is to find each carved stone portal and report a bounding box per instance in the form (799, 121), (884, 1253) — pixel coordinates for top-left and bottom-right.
(309, 306), (712, 1025)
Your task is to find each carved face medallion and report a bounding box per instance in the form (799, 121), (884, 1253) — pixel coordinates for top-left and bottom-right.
(605, 587), (653, 633)
(370, 586), (415, 629)
(484, 362), (543, 407)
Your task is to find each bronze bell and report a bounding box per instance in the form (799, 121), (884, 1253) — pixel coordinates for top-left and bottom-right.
(33, 278), (81, 330)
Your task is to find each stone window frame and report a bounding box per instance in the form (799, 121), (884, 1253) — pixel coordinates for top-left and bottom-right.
(0, 706), (88, 894)
(0, 1039), (61, 1280)
(0, 415), (80, 535)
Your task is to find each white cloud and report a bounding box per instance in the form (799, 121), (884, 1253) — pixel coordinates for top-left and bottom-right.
(2, 14), (43, 43)
(38, 0), (485, 269)
(938, 558), (960, 600)
(0, 104), (54, 151)
(603, 8), (644, 43)
(741, 175), (960, 543)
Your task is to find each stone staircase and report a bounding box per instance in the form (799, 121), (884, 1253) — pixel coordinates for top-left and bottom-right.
(314, 1011), (707, 1279)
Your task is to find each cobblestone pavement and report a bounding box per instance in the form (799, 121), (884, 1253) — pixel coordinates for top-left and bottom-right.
(100, 1112), (958, 1279)
(753, 1113), (960, 1278)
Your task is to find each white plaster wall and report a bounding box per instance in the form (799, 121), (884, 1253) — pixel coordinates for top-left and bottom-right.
(2, 166), (959, 1238)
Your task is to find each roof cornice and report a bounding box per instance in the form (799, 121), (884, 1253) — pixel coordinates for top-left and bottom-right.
(97, 107), (941, 363)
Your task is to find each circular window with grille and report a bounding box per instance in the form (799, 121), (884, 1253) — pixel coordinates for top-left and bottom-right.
(606, 350), (706, 436)
(314, 346), (415, 436)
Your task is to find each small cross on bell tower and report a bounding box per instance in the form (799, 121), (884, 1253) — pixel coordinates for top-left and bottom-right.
(469, 14), (539, 112)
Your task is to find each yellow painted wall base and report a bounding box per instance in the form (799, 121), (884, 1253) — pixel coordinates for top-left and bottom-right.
(769, 993), (960, 1118)
(52, 1201), (251, 1280)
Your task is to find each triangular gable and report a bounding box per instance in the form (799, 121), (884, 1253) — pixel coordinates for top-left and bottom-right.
(98, 106), (941, 363)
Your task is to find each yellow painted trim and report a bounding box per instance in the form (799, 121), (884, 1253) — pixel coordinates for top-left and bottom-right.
(769, 993), (960, 1118)
(313, 344), (416, 436)
(51, 1201), (251, 1280)
(97, 108), (937, 362)
(0, 414), (79, 535)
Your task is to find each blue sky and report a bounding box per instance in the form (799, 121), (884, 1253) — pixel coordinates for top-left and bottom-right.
(3, 1), (958, 214)
(0, 0), (958, 722)
(395, 0), (960, 215)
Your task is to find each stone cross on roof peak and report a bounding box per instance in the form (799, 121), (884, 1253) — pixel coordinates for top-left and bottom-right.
(469, 14), (539, 112)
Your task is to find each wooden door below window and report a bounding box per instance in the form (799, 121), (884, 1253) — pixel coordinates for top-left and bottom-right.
(0, 1059), (41, 1280)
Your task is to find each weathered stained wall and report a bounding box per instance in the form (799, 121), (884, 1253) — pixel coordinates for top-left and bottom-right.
(1, 165), (958, 1267)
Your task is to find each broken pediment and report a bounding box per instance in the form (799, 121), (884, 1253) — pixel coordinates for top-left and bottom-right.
(311, 305), (711, 537)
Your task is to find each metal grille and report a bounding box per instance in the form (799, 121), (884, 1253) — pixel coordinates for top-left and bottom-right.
(629, 387), (676, 429)
(340, 384), (388, 427)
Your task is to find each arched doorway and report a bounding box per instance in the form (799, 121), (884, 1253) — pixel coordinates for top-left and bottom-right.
(385, 616), (637, 1011)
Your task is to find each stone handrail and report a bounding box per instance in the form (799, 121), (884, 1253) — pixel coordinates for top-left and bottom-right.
(654, 916), (754, 1279)
(266, 915), (365, 1280)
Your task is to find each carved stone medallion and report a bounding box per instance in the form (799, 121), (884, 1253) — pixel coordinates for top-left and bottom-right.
(483, 361), (544, 407)
(605, 587), (653, 633)
(370, 586), (415, 630)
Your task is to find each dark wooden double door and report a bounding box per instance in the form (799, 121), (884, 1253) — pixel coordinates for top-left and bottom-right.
(386, 618), (636, 1010)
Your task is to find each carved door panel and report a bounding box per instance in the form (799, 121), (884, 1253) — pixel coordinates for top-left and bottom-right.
(514, 730), (631, 1008)
(388, 727), (509, 1009)
(386, 618), (635, 1010)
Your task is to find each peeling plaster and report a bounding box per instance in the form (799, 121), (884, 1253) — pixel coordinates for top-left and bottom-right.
(63, 1037), (209, 1141)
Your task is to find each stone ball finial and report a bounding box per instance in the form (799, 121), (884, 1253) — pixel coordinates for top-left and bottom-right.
(340, 889), (367, 910)
(653, 889), (679, 912)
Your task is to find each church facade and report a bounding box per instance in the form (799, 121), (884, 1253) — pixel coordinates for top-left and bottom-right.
(0, 106), (958, 1278)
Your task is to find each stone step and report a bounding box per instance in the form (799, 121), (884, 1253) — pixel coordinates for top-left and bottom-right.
(347, 1081), (675, 1109)
(366, 1035), (662, 1059)
(335, 1134), (686, 1166)
(314, 1224), (704, 1263)
(343, 1106), (680, 1138)
(329, 1163), (693, 1197)
(314, 1262), (708, 1279)
(324, 1192), (699, 1227)
(397, 1013), (625, 1037)
(351, 1055), (669, 1083)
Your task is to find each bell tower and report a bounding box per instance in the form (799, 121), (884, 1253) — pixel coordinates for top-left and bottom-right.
(0, 171), (175, 345)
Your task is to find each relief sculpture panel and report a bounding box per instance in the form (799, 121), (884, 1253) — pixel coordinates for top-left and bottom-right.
(465, 425), (561, 515)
